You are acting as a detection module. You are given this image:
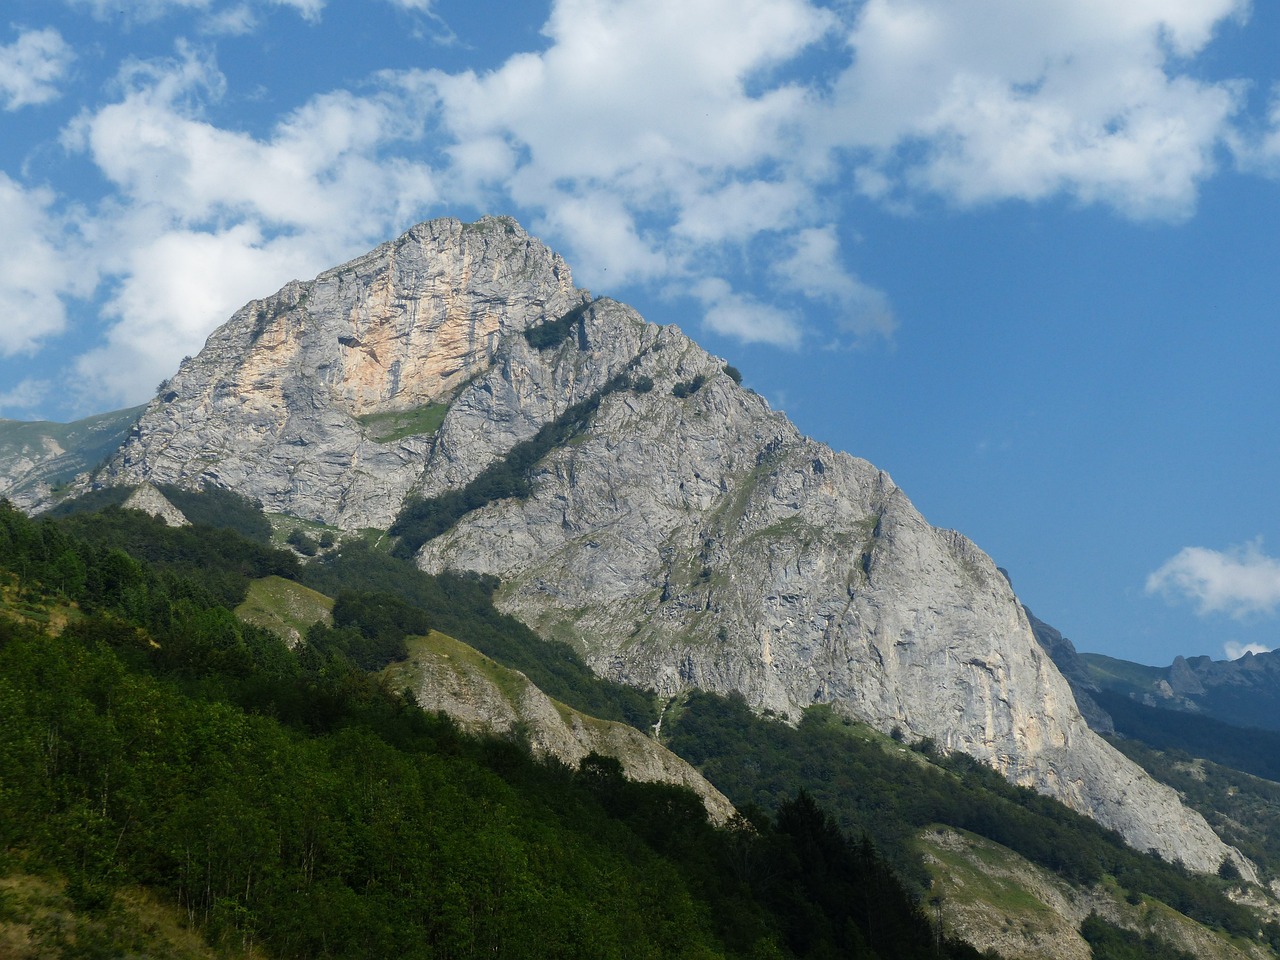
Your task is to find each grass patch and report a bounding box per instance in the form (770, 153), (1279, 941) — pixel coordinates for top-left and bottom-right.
(917, 827), (1059, 921)
(1078, 652), (1166, 691)
(234, 575), (333, 644)
(388, 630), (534, 711)
(357, 402), (449, 443)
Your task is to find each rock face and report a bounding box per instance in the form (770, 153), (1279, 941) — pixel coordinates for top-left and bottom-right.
(100, 216), (1245, 875)
(1025, 606), (1114, 735)
(122, 483), (189, 527)
(385, 632), (736, 823)
(102, 217), (581, 529)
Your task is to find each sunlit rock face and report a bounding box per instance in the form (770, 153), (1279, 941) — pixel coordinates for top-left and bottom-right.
(103, 217), (580, 529)
(101, 216), (1248, 877)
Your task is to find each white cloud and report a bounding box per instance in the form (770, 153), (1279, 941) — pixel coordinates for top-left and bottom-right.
(824, 0), (1249, 219)
(1233, 85), (1280, 175)
(418, 0), (838, 323)
(269, 0), (325, 22)
(67, 0), (324, 25)
(773, 227), (896, 343)
(0, 379), (52, 413)
(68, 0), (212, 21)
(20, 0), (1266, 412)
(1224, 641), (1272, 661)
(693, 277), (803, 348)
(201, 4), (258, 35)
(1147, 539), (1280, 619)
(0, 27), (76, 110)
(72, 224), (320, 404)
(0, 174), (93, 356)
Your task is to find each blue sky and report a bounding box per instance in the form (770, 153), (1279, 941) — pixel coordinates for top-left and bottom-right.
(2, 0), (1279, 667)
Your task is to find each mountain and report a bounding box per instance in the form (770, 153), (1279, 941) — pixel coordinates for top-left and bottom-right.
(25, 215), (1246, 875)
(1080, 647), (1280, 734)
(1024, 604), (1114, 734)
(0, 405), (143, 510)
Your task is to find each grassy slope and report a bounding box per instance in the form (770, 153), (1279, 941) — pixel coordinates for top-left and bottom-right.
(356, 402), (449, 444)
(234, 575), (333, 644)
(918, 827), (1258, 960)
(1077, 652), (1168, 694)
(0, 870), (234, 960)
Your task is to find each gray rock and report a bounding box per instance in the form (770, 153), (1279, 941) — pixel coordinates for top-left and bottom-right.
(102, 217), (582, 529)
(1025, 606), (1115, 735)
(415, 299), (1245, 876)
(122, 483), (189, 526)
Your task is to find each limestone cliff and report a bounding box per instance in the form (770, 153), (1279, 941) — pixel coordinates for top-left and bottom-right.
(103, 217), (581, 529)
(99, 215), (1246, 875)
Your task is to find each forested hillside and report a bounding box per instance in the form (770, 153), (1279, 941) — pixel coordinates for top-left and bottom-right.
(0, 498), (985, 959)
(4, 492), (1277, 959)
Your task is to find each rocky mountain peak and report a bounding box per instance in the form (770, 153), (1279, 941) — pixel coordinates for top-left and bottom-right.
(95, 216), (1247, 877)
(103, 216), (583, 528)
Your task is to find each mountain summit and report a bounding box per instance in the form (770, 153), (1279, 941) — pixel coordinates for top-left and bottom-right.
(96, 215), (1241, 874)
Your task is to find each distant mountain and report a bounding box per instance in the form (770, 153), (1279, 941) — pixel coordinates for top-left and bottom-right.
(0, 405), (143, 509)
(1078, 647), (1280, 734)
(5, 216), (1247, 877)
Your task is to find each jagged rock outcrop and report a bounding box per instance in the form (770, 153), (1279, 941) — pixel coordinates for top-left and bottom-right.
(121, 483), (189, 527)
(97, 216), (1246, 875)
(386, 631), (736, 823)
(102, 217), (581, 529)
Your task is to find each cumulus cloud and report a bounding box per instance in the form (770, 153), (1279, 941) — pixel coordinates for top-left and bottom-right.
(394, 0), (1250, 356)
(773, 227), (896, 343)
(68, 0), (212, 20)
(0, 174), (93, 356)
(0, 379), (52, 413)
(270, 0), (325, 22)
(1224, 640), (1272, 661)
(1147, 540), (1280, 619)
(0, 27), (75, 110)
(200, 4), (259, 35)
(67, 0), (324, 25)
(20, 0), (1267, 411)
(57, 44), (438, 407)
(693, 277), (803, 348)
(824, 0), (1249, 219)
(418, 0), (837, 310)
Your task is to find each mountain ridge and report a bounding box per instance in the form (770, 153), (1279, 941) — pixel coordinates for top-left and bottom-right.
(3, 214), (1249, 877)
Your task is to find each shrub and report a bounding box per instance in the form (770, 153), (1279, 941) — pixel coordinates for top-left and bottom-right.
(286, 528), (318, 557)
(524, 301), (591, 350)
(672, 374), (708, 399)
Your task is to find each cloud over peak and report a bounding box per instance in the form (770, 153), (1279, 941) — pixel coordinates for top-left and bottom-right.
(2, 0), (1274, 416)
